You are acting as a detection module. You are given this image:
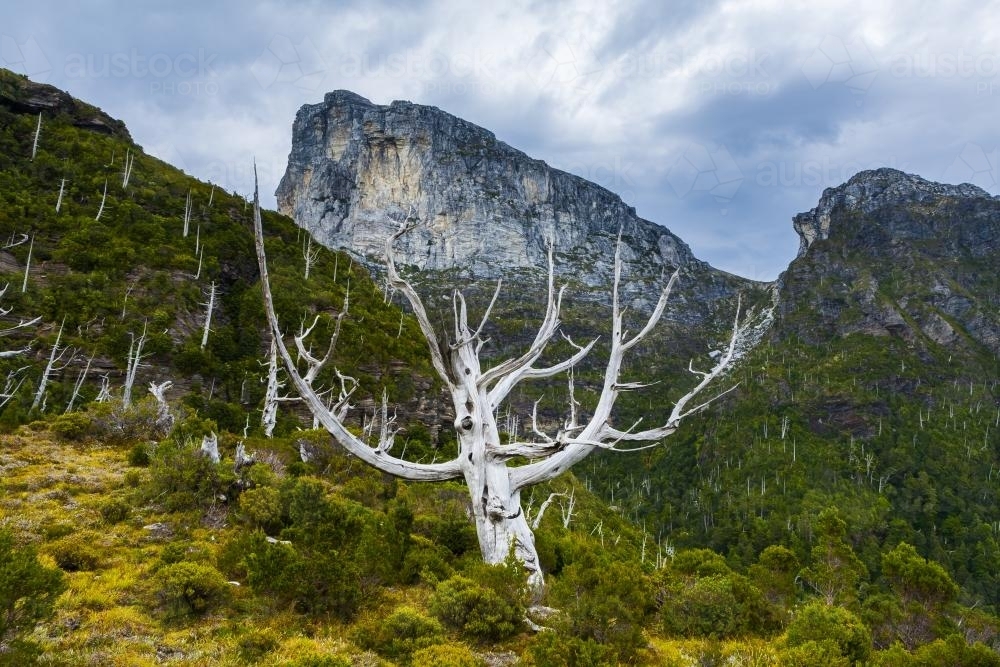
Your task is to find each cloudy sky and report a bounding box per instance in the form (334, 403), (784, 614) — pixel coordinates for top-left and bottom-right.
(2, 0), (998, 280)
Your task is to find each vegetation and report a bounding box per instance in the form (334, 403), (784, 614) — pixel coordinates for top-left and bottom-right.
(0, 68), (998, 663)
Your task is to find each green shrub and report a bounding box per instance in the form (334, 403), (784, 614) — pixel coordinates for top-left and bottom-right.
(410, 642), (482, 667)
(99, 497), (130, 524)
(147, 437), (231, 510)
(50, 411), (93, 440)
(127, 441), (151, 466)
(778, 639), (851, 667)
(354, 606), (444, 661)
(238, 486), (284, 532)
(46, 533), (102, 571)
(785, 601), (871, 664)
(549, 557), (653, 662)
(525, 631), (615, 667)
(401, 535), (454, 584)
(429, 574), (522, 642)
(88, 397), (164, 446)
(659, 572), (779, 639)
(154, 561), (230, 616)
(0, 529), (66, 663)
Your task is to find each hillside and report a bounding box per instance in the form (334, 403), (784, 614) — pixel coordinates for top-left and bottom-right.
(1, 69), (999, 664)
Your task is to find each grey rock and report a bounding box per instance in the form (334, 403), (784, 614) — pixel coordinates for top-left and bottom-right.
(277, 91), (738, 292)
(782, 168), (1000, 355)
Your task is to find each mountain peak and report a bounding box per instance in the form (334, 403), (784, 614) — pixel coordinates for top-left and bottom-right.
(277, 89), (707, 287)
(793, 168), (994, 256)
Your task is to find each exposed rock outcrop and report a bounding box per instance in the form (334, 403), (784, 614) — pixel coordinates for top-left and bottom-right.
(277, 91), (696, 284)
(0, 68), (131, 140)
(783, 168), (1000, 354)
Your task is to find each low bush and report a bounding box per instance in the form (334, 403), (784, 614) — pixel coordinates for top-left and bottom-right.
(153, 561), (230, 616)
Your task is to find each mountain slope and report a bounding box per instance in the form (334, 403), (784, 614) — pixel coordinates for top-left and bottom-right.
(612, 168), (1000, 608)
(0, 69), (443, 442)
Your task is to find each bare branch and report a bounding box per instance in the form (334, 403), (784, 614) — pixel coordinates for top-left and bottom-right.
(385, 217), (456, 390)
(252, 165), (461, 481)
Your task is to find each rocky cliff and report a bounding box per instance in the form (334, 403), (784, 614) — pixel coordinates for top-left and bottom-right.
(782, 168), (1000, 354)
(279, 92), (743, 287)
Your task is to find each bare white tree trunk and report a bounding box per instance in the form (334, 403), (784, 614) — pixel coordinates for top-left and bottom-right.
(122, 321), (148, 407)
(183, 189), (192, 237)
(32, 318), (71, 412)
(200, 281), (215, 349)
(96, 374), (112, 402)
(21, 234), (33, 293)
(208, 184), (215, 208)
(65, 353), (94, 413)
(121, 149), (135, 188)
(261, 338), (281, 437)
(303, 235), (319, 280)
(250, 167), (756, 588)
(95, 179), (108, 221)
(560, 488), (577, 529)
(200, 432), (220, 463)
(148, 380), (174, 433)
(31, 113), (41, 161)
(56, 178), (66, 213)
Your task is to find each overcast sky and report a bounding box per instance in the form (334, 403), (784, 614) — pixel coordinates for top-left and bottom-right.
(3, 1), (998, 280)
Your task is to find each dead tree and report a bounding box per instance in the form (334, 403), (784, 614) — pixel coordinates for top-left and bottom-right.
(95, 179), (108, 221)
(56, 178), (66, 213)
(65, 353), (94, 412)
(0, 284), (40, 407)
(122, 149), (135, 189)
(200, 281), (216, 349)
(183, 189), (193, 237)
(21, 234), (33, 293)
(303, 235), (319, 280)
(252, 171), (751, 588)
(261, 295), (354, 436)
(122, 322), (148, 407)
(31, 113), (41, 161)
(31, 318), (72, 411)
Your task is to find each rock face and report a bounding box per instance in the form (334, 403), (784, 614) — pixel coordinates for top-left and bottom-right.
(782, 168), (1000, 354)
(0, 68), (131, 141)
(278, 91), (704, 286)
(792, 169), (993, 256)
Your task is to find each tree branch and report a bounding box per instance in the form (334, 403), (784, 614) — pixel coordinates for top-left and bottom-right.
(252, 165), (462, 482)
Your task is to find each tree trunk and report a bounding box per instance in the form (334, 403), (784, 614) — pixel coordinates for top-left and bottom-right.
(449, 338), (543, 588)
(464, 460), (542, 588)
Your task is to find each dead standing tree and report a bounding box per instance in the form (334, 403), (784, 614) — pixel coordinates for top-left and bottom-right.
(252, 173), (750, 588)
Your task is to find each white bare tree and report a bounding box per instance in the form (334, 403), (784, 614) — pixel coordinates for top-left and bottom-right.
(31, 318), (73, 412)
(0, 284), (40, 408)
(21, 234), (33, 293)
(251, 172), (751, 588)
(200, 281), (216, 350)
(95, 178), (108, 221)
(183, 189), (193, 238)
(56, 178), (66, 213)
(31, 113), (41, 161)
(122, 321), (148, 407)
(302, 235), (320, 280)
(121, 149), (135, 189)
